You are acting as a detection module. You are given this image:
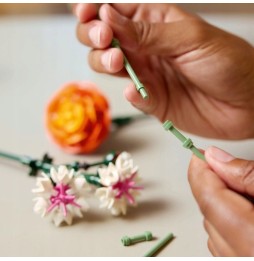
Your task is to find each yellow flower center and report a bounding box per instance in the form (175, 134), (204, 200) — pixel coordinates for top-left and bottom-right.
(53, 98), (85, 134)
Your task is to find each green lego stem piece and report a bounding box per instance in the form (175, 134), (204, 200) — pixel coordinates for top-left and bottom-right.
(121, 231), (153, 246)
(81, 173), (102, 187)
(0, 151), (52, 176)
(163, 120), (205, 161)
(0, 150), (103, 187)
(144, 232), (174, 257)
(0, 150), (24, 162)
(111, 38), (148, 100)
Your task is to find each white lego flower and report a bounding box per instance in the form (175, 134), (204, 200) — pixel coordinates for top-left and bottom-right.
(115, 151), (137, 177)
(32, 166), (90, 226)
(96, 152), (142, 216)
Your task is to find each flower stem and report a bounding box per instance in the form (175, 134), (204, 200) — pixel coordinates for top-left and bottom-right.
(0, 150), (26, 162)
(0, 150), (106, 187)
(0, 150), (51, 175)
(81, 173), (102, 187)
(112, 114), (148, 128)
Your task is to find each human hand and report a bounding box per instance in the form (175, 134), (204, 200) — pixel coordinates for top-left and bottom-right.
(74, 3), (254, 139)
(188, 146), (254, 256)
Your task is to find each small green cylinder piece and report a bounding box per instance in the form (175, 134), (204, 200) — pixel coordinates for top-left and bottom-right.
(121, 231), (153, 246)
(144, 232), (174, 257)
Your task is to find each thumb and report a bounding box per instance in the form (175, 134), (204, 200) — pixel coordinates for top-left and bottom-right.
(99, 4), (205, 56)
(205, 146), (254, 197)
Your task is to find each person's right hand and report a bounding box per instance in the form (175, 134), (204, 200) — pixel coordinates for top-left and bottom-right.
(74, 3), (254, 140)
(188, 146), (254, 256)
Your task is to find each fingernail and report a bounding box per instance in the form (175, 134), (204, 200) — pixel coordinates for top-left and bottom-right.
(88, 26), (101, 46)
(101, 51), (113, 71)
(207, 146), (235, 162)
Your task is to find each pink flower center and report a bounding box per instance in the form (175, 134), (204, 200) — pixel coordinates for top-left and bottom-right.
(47, 183), (81, 216)
(112, 172), (143, 204)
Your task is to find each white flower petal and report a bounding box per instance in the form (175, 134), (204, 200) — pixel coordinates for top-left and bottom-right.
(95, 187), (107, 198)
(64, 212), (73, 226)
(72, 206), (83, 218)
(50, 167), (58, 183)
(52, 211), (66, 227)
(120, 201), (127, 215)
(76, 197), (89, 212)
(33, 197), (48, 217)
(32, 173), (53, 200)
(98, 163), (119, 186)
(57, 165), (73, 184)
(70, 176), (92, 196)
(32, 175), (53, 196)
(114, 152), (139, 179)
(107, 198), (115, 209)
(116, 152), (132, 168)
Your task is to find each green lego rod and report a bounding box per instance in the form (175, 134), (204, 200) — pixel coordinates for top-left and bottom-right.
(163, 120), (205, 161)
(111, 38), (148, 100)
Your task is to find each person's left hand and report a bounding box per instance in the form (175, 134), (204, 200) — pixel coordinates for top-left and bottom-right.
(188, 146), (254, 256)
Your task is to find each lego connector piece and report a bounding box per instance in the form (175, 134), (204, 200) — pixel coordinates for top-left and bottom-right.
(111, 38), (148, 100)
(163, 120), (205, 161)
(121, 231), (153, 246)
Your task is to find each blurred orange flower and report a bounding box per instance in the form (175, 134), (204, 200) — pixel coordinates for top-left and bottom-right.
(45, 81), (111, 154)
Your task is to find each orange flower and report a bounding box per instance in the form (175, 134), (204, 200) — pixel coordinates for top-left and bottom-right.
(45, 81), (111, 154)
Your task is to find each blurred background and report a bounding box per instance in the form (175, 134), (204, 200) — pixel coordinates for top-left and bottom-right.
(0, 3), (254, 15)
(0, 3), (70, 15)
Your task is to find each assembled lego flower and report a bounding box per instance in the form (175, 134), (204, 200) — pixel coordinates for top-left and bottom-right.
(45, 81), (111, 154)
(0, 149), (145, 225)
(32, 165), (90, 226)
(95, 152), (143, 215)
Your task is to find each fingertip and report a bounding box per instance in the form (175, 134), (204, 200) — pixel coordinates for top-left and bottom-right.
(110, 48), (124, 72)
(101, 48), (124, 73)
(188, 153), (209, 181)
(77, 21), (113, 49)
(98, 4), (111, 22)
(124, 83), (140, 103)
(75, 3), (98, 23)
(124, 83), (155, 114)
(205, 146), (235, 164)
(89, 22), (113, 48)
(99, 3), (127, 26)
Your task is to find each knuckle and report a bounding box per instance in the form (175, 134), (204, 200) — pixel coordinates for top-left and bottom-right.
(184, 17), (215, 45)
(240, 161), (254, 192)
(134, 21), (154, 51)
(188, 18), (209, 42)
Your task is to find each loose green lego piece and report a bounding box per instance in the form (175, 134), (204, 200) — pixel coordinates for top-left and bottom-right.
(163, 120), (205, 161)
(111, 38), (148, 100)
(144, 232), (174, 257)
(121, 231), (153, 246)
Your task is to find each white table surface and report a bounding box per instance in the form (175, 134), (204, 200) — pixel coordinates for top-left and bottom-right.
(0, 12), (254, 257)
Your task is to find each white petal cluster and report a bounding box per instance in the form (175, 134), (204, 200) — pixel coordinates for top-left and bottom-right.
(32, 166), (90, 226)
(96, 152), (141, 216)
